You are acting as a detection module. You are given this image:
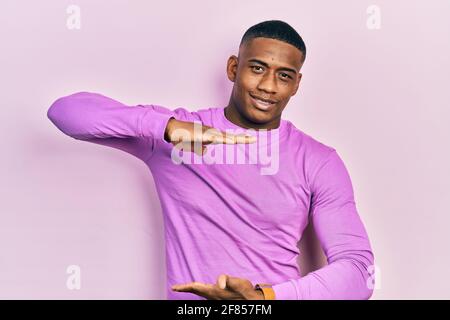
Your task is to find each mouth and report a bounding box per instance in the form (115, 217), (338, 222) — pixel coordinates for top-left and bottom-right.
(249, 93), (277, 111)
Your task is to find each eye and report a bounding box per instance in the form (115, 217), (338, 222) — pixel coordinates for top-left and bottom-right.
(280, 73), (292, 81)
(251, 66), (264, 73)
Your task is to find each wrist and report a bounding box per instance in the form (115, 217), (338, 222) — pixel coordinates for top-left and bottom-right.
(254, 283), (276, 300)
(164, 117), (176, 142)
(254, 289), (265, 300)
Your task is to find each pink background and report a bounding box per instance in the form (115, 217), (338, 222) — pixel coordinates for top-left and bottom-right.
(1, 0), (449, 299)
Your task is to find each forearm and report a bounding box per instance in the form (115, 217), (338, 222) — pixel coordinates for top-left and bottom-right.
(273, 250), (374, 299)
(47, 91), (173, 141)
(47, 91), (175, 161)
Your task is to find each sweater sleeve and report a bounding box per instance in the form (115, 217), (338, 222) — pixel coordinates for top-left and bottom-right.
(272, 150), (375, 300)
(47, 91), (175, 162)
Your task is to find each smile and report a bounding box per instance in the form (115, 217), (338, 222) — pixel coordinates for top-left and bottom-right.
(249, 93), (276, 111)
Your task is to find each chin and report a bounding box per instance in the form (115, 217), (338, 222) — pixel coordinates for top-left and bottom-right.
(245, 106), (275, 124)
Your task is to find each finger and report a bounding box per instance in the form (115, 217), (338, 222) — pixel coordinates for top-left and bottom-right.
(216, 274), (228, 290)
(171, 283), (190, 291)
(171, 282), (203, 292)
(233, 134), (257, 144)
(175, 141), (203, 156)
(188, 141), (205, 156)
(173, 282), (218, 300)
(201, 127), (235, 145)
(223, 275), (241, 291)
(201, 128), (222, 145)
(205, 133), (225, 145)
(209, 133), (256, 145)
(173, 141), (192, 152)
(193, 145), (205, 156)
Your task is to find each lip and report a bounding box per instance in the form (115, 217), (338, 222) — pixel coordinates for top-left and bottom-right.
(249, 93), (277, 111)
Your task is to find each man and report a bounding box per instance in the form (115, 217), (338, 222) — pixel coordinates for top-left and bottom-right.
(47, 20), (375, 300)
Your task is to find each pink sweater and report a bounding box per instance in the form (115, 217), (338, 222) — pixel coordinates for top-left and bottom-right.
(47, 91), (375, 300)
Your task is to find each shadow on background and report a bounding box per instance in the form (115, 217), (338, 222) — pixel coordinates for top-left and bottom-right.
(298, 219), (328, 276)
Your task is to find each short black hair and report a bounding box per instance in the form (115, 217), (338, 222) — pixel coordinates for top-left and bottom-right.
(239, 20), (306, 63)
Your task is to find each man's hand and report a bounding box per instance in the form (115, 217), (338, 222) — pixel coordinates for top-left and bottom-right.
(171, 274), (265, 300)
(164, 118), (257, 156)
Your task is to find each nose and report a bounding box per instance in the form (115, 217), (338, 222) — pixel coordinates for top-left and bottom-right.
(256, 72), (277, 94)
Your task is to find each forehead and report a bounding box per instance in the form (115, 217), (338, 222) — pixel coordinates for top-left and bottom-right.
(239, 37), (303, 71)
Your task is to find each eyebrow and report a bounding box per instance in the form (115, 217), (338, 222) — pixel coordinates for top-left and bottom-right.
(247, 58), (298, 75)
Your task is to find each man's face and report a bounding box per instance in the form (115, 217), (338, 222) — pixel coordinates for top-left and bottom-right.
(226, 37), (304, 126)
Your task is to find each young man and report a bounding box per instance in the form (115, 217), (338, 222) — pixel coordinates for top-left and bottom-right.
(47, 20), (375, 300)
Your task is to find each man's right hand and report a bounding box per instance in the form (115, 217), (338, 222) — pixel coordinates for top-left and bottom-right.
(164, 117), (257, 156)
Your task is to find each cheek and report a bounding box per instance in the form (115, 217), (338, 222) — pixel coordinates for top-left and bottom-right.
(276, 100), (291, 115)
(237, 71), (260, 88)
(278, 86), (295, 100)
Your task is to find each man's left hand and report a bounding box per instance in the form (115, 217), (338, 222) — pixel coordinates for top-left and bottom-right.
(171, 274), (265, 300)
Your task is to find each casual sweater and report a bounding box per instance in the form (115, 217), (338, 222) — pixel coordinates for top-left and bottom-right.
(47, 91), (375, 300)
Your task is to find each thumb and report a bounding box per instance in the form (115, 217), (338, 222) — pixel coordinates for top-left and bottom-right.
(217, 274), (228, 290)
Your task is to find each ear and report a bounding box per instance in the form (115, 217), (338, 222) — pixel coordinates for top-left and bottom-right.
(291, 73), (302, 96)
(226, 55), (238, 82)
